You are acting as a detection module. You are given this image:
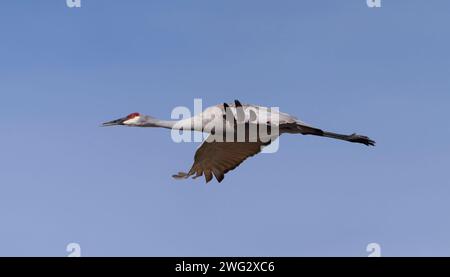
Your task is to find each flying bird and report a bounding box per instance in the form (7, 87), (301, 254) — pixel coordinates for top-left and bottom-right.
(102, 100), (375, 183)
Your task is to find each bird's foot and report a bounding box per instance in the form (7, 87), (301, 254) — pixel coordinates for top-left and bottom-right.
(348, 133), (376, 146)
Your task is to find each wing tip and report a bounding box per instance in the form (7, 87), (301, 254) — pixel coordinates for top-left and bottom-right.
(172, 172), (189, 180)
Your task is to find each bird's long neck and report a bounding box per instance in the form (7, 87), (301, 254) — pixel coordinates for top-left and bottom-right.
(139, 116), (199, 131)
(140, 118), (177, 129)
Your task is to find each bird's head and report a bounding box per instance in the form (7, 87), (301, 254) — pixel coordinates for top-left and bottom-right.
(102, 112), (141, 127)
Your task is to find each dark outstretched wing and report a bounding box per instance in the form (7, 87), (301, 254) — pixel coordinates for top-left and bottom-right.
(173, 137), (267, 183)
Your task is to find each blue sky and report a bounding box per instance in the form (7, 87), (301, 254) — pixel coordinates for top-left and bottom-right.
(0, 0), (449, 256)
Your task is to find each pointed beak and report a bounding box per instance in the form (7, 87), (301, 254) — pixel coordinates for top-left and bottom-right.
(101, 117), (127, 127)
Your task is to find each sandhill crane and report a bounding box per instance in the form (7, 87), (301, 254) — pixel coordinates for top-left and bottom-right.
(102, 100), (375, 183)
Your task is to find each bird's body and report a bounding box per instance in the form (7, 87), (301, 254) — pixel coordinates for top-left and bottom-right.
(102, 100), (375, 183)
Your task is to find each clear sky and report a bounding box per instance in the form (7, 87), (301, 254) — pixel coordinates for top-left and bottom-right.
(0, 0), (449, 257)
